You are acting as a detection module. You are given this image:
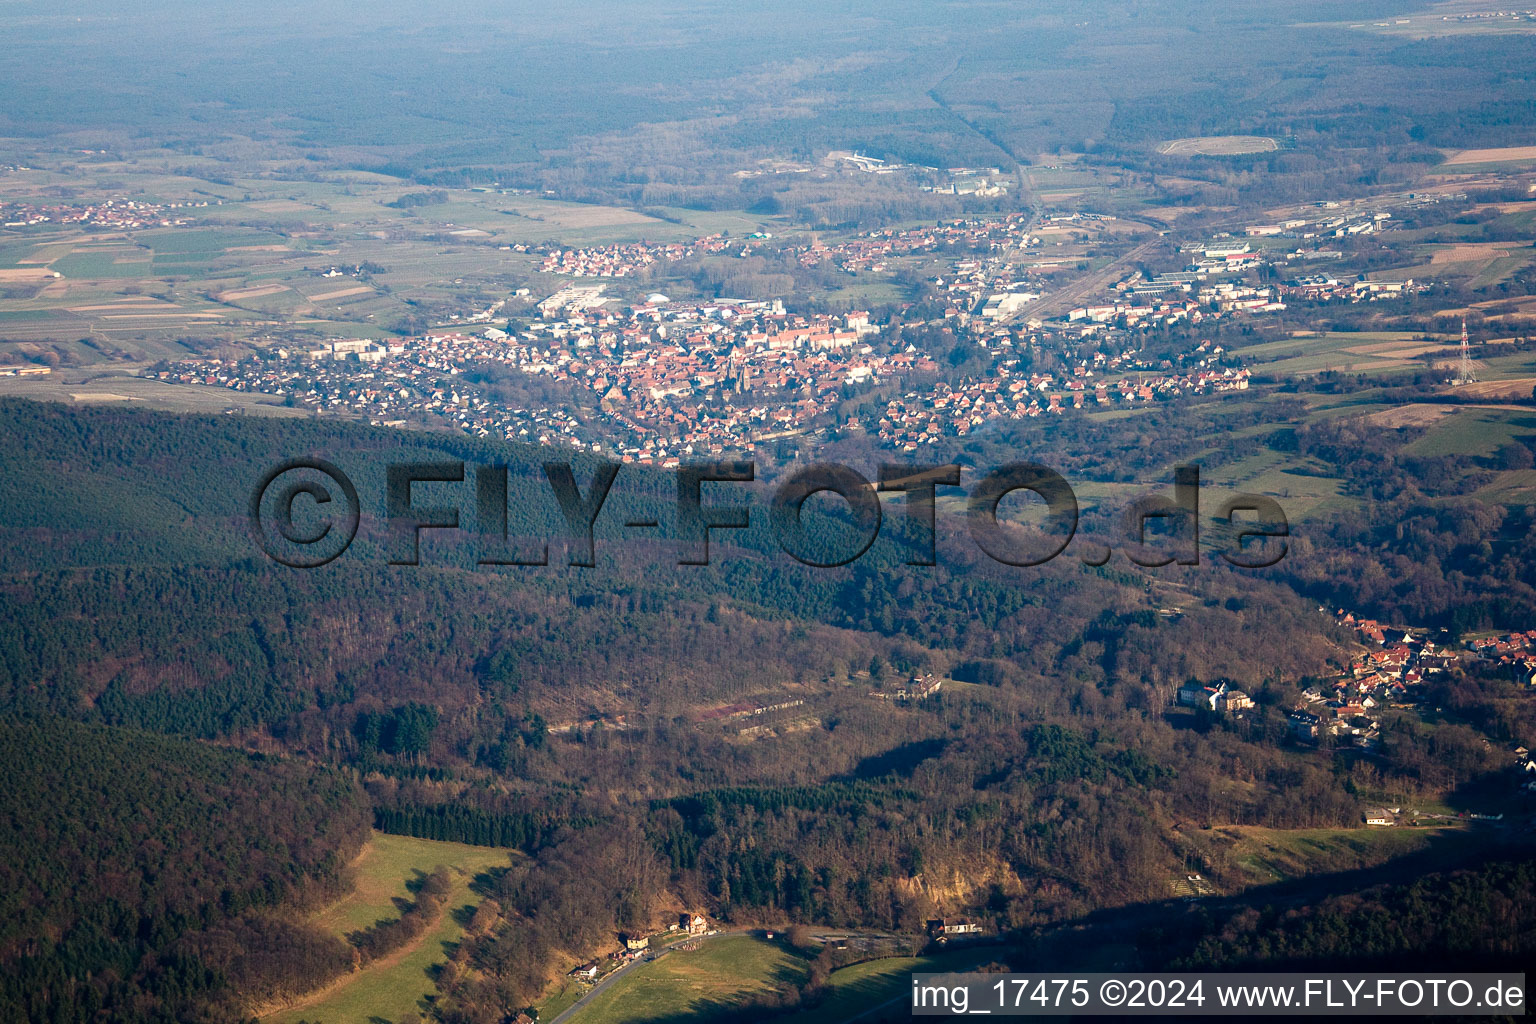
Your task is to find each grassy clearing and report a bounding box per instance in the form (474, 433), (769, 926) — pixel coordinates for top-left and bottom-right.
(51, 253), (153, 278)
(1406, 407), (1536, 457)
(1203, 823), (1465, 887)
(537, 983), (583, 1022)
(263, 832), (513, 1024)
(1472, 255), (1528, 288)
(1434, 158), (1536, 173)
(821, 279), (906, 304)
(650, 207), (781, 237)
(779, 948), (997, 1024)
(309, 833), (507, 938)
(137, 228), (289, 254)
(1476, 467), (1536, 504)
(1233, 466), (1346, 521)
(1157, 136), (1277, 156)
(567, 935), (811, 1024)
(0, 240), (77, 267)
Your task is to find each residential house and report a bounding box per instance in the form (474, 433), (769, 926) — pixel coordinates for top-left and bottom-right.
(1289, 710), (1321, 741)
(927, 918), (982, 938)
(1222, 690), (1255, 712)
(1177, 682), (1211, 708)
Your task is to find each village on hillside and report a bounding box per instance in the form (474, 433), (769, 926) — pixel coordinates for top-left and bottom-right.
(1181, 608), (1536, 821)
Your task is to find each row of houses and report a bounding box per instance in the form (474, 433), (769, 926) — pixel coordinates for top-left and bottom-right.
(566, 915), (710, 981)
(1466, 629), (1536, 683)
(871, 674), (943, 703)
(792, 212), (1039, 274)
(926, 918), (983, 939)
(1289, 608), (1481, 747)
(696, 699), (807, 723)
(875, 365), (1250, 449)
(540, 235), (736, 277)
(0, 196), (202, 229)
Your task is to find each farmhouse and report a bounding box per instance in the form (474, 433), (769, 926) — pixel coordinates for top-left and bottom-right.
(927, 918), (982, 938)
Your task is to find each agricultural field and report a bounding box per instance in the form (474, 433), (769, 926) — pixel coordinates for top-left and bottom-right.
(0, 228), (281, 355)
(1406, 405), (1536, 458)
(0, 368), (307, 415)
(264, 831), (514, 1024)
(180, 179), (778, 246)
(1450, 377), (1536, 401)
(1443, 146), (1536, 167)
(1390, 237), (1536, 289)
(1237, 331), (1451, 377)
(1460, 348), (1536, 382)
(0, 175), (786, 355)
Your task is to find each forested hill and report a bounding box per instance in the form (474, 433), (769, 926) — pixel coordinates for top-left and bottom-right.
(1175, 855), (1536, 972)
(0, 396), (585, 573)
(1008, 853), (1536, 979)
(6, 397), (1523, 1022)
(0, 717), (370, 1023)
(0, 396), (1342, 742)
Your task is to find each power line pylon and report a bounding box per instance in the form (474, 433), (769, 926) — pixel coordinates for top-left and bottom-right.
(1457, 319), (1478, 385)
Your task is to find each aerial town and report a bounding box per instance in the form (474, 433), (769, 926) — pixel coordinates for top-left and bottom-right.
(149, 200), (1443, 459)
(7, 6), (1536, 1023)
(0, 196), (206, 229)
